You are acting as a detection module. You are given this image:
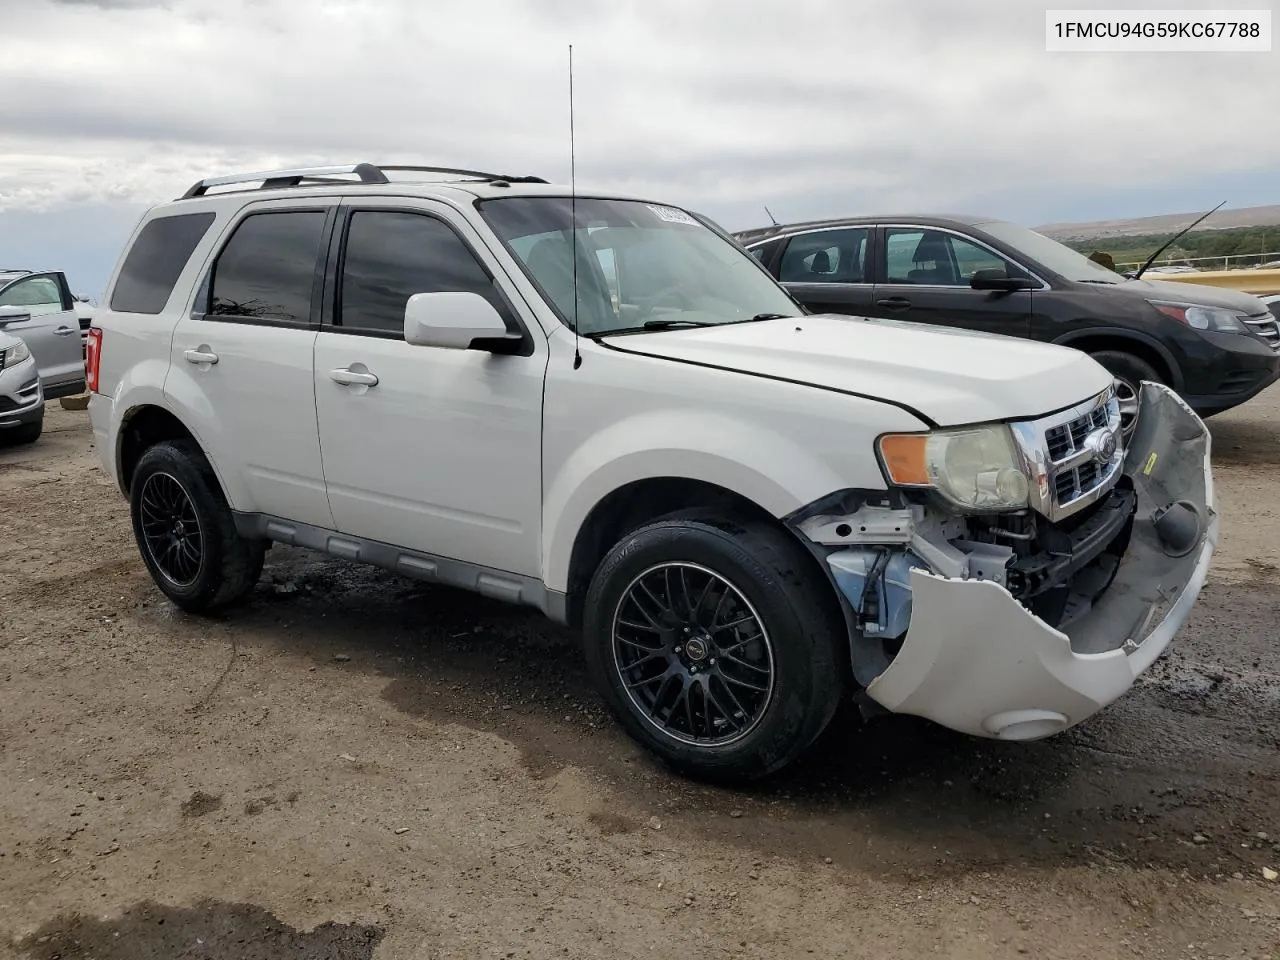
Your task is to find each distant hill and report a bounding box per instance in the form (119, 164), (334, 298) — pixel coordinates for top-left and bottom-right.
(1037, 204), (1280, 242)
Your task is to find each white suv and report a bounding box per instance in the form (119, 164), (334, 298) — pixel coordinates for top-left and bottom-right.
(87, 163), (1217, 781)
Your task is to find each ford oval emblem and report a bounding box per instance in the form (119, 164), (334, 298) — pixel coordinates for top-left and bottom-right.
(1087, 427), (1118, 464)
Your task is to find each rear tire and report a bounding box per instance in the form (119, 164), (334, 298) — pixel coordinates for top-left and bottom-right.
(1089, 350), (1162, 437)
(129, 439), (265, 614)
(2, 419), (42, 446)
(582, 512), (846, 783)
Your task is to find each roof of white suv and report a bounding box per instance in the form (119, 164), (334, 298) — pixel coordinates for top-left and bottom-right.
(171, 162), (643, 208)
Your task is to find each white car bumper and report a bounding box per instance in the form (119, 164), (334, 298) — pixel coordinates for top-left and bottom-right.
(862, 383), (1217, 740)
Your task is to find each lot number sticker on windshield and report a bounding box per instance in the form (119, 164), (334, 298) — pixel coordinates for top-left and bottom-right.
(647, 204), (698, 225)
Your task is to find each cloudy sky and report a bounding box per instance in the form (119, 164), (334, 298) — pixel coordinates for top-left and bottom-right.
(0, 0), (1275, 298)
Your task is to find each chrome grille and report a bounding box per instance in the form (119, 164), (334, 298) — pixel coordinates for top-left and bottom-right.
(1243, 312), (1280, 351)
(1010, 388), (1125, 522)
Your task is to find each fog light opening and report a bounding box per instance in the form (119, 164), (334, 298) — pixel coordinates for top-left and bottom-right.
(982, 709), (1070, 740)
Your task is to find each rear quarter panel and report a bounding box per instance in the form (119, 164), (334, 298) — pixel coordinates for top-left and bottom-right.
(91, 200), (233, 489)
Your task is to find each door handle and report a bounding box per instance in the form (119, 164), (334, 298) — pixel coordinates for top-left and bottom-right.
(875, 297), (912, 310)
(184, 348), (219, 365)
(54, 325), (77, 336)
(329, 367), (379, 387)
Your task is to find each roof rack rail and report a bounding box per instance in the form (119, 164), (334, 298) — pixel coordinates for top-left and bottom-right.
(178, 162), (548, 199)
(376, 165), (548, 184)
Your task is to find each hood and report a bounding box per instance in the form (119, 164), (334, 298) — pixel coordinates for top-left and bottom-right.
(1120, 277), (1271, 315)
(601, 314), (1113, 427)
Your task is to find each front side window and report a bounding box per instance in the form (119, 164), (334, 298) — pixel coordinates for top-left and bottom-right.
(0, 275), (64, 315)
(209, 211), (326, 324)
(778, 228), (869, 283)
(111, 212), (216, 314)
(479, 197), (800, 336)
(338, 211), (504, 336)
(884, 228), (1020, 286)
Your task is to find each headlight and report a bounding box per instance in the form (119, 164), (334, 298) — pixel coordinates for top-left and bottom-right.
(0, 338), (31, 369)
(1149, 300), (1248, 334)
(877, 424), (1030, 511)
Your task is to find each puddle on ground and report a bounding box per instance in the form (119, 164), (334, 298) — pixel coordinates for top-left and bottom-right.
(13, 900), (383, 960)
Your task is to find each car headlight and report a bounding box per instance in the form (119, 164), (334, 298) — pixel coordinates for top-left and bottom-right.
(0, 338), (31, 369)
(1149, 300), (1248, 334)
(877, 424), (1030, 511)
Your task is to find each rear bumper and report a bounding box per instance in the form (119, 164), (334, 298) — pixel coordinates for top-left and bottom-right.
(87, 392), (121, 491)
(856, 383), (1215, 739)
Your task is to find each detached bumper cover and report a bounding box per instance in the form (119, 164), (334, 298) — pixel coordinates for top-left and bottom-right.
(863, 383), (1216, 740)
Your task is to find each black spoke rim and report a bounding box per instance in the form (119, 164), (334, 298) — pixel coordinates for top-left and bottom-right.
(139, 472), (204, 588)
(611, 562), (775, 747)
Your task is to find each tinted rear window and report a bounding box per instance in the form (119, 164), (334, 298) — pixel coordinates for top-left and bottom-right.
(208, 211), (327, 325)
(110, 212), (216, 314)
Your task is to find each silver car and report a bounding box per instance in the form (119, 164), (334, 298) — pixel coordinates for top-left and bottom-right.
(0, 269), (87, 400)
(0, 328), (44, 445)
(1262, 294), (1279, 321)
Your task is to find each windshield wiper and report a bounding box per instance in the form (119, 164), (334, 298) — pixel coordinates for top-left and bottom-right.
(748, 312), (791, 321)
(640, 318), (718, 330)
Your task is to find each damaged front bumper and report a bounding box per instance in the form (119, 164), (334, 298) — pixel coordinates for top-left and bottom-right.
(821, 383), (1217, 741)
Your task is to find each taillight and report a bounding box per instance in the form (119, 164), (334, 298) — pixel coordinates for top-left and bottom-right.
(85, 327), (103, 393)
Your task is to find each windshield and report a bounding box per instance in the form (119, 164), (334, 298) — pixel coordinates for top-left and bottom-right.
(478, 197), (800, 335)
(976, 219), (1126, 284)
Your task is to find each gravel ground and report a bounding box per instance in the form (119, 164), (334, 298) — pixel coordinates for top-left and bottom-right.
(2, 388), (1279, 960)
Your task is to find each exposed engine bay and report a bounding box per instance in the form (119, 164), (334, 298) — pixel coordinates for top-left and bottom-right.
(789, 382), (1215, 735)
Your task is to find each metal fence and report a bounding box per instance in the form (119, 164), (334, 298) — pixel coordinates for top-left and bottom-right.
(1114, 251), (1280, 272)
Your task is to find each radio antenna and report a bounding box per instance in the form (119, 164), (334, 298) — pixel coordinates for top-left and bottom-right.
(764, 205), (779, 226)
(569, 43), (582, 370)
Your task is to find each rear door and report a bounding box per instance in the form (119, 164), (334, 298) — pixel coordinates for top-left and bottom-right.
(867, 225), (1035, 337)
(760, 226), (876, 316)
(167, 199), (336, 529)
(0, 271), (85, 395)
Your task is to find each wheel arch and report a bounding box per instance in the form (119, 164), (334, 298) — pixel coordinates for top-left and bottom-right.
(561, 476), (840, 635)
(117, 404), (224, 499)
(1051, 327), (1182, 391)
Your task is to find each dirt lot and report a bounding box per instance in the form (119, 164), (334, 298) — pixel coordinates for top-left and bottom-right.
(2, 390), (1279, 960)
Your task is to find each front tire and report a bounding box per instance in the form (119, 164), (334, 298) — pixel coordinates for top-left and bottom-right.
(129, 439), (265, 614)
(582, 513), (846, 782)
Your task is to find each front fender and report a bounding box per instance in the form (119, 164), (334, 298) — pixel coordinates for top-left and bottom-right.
(541, 408), (853, 593)
(1052, 325), (1184, 392)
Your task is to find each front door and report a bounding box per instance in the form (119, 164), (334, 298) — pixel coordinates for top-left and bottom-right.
(768, 226), (876, 316)
(0, 271), (85, 396)
(313, 200), (546, 578)
(869, 226), (1035, 337)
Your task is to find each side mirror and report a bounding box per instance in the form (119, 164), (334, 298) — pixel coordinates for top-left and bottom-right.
(403, 291), (521, 353)
(0, 305), (31, 324)
(970, 268), (1035, 292)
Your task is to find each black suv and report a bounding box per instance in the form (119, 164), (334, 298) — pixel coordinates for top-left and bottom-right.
(734, 215), (1280, 430)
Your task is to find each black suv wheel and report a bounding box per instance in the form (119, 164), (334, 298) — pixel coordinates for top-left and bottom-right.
(582, 512), (845, 782)
(129, 439), (265, 613)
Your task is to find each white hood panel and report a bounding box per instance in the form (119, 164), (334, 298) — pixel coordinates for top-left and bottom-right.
(603, 315), (1114, 426)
